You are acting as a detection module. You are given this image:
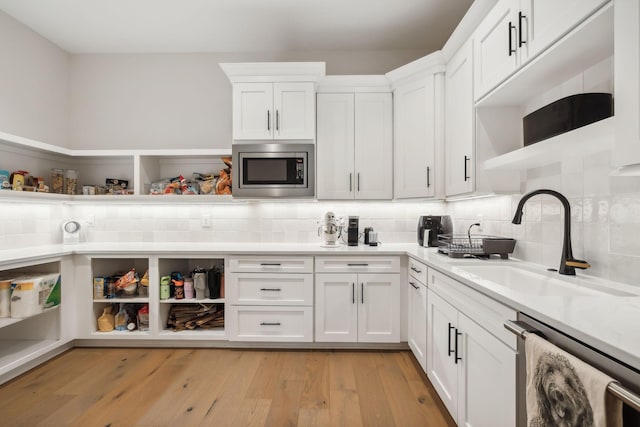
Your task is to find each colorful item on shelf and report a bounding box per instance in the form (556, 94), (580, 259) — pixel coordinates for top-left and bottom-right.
(160, 276), (170, 300)
(10, 273), (60, 318)
(51, 168), (64, 193)
(97, 306), (115, 332)
(184, 277), (194, 299)
(10, 170), (28, 191)
(93, 277), (105, 299)
(173, 278), (185, 300)
(114, 304), (127, 331)
(137, 305), (149, 331)
(0, 170), (10, 190)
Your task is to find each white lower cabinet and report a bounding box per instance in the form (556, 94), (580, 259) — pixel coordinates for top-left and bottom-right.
(407, 259), (428, 372)
(314, 257), (400, 343)
(227, 256), (313, 342)
(427, 269), (517, 427)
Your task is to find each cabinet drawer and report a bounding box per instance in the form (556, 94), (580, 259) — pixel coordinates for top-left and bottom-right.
(227, 273), (313, 306)
(315, 256), (400, 273)
(227, 306), (313, 342)
(228, 256), (313, 273)
(408, 258), (428, 285)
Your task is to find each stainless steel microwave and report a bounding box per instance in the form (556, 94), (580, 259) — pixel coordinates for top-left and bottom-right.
(232, 142), (315, 198)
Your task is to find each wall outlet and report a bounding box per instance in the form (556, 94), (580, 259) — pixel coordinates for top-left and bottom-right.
(201, 214), (211, 228)
(86, 214), (95, 226)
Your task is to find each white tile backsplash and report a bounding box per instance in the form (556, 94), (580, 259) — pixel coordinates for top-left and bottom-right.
(449, 149), (640, 287)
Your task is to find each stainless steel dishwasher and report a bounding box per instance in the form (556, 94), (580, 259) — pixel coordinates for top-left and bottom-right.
(506, 313), (640, 426)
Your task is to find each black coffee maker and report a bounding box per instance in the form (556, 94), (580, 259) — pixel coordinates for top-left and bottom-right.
(417, 215), (452, 247)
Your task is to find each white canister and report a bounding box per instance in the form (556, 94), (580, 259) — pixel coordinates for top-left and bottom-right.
(0, 280), (11, 318)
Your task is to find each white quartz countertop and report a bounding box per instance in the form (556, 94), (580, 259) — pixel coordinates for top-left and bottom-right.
(2, 242), (639, 369)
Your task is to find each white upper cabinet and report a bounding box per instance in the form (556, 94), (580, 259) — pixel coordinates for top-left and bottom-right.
(520, 0), (608, 59)
(316, 91), (392, 200)
(388, 53), (446, 200)
(232, 83), (274, 140)
(474, 0), (609, 101)
(316, 93), (355, 199)
(272, 82), (316, 139)
(613, 0), (640, 174)
(445, 39), (475, 197)
(474, 0), (521, 99)
(220, 62), (325, 141)
(232, 82), (315, 140)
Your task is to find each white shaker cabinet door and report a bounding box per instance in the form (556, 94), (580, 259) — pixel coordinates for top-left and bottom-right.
(614, 0), (640, 169)
(407, 279), (427, 372)
(273, 82), (315, 140)
(427, 289), (460, 421)
(354, 93), (393, 200)
(315, 273), (358, 342)
(394, 77), (436, 199)
(357, 273), (400, 343)
(520, 0), (608, 61)
(445, 39), (474, 197)
(474, 0), (520, 100)
(316, 93), (355, 199)
(233, 82), (273, 140)
(457, 313), (516, 427)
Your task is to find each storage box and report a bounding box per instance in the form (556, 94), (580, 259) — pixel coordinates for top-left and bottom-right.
(523, 93), (613, 146)
(10, 273), (61, 318)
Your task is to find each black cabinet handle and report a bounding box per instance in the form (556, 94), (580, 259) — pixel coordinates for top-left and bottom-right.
(464, 156), (470, 181)
(260, 322), (281, 326)
(260, 288), (282, 292)
(448, 323), (455, 357)
(267, 110), (271, 131)
(455, 329), (463, 364)
(508, 22), (517, 56)
(410, 266), (422, 274)
(349, 173), (353, 192)
(427, 166), (431, 188)
(357, 173), (360, 192)
(361, 283), (364, 304)
(409, 281), (419, 290)
(276, 110), (280, 132)
(348, 263), (369, 267)
(352, 283), (355, 304)
(518, 11), (527, 47)
(260, 263), (281, 266)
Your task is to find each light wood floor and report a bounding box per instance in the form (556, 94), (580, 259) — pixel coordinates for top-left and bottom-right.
(0, 348), (456, 427)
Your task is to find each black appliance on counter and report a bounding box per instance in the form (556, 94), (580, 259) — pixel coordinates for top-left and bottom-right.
(347, 216), (359, 246)
(417, 215), (452, 247)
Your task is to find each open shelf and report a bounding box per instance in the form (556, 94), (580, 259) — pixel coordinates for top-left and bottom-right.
(484, 117), (614, 171)
(0, 305), (60, 330)
(160, 298), (225, 304)
(90, 330), (151, 338)
(0, 339), (62, 375)
(93, 298), (149, 303)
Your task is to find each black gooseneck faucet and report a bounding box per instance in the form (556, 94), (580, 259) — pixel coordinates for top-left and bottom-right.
(512, 189), (590, 275)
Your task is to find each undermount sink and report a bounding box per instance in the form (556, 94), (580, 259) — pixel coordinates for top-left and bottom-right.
(455, 265), (635, 297)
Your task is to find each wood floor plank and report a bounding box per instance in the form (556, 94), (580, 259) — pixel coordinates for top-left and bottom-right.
(300, 351), (329, 410)
(352, 352), (397, 427)
(0, 348), (457, 427)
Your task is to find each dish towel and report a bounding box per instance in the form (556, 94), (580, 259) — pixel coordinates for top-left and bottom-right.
(525, 333), (622, 427)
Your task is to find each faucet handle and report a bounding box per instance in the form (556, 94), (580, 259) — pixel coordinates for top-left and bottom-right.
(566, 259), (591, 269)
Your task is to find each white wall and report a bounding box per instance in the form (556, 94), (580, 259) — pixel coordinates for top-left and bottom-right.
(0, 10), (70, 147)
(68, 50), (427, 150)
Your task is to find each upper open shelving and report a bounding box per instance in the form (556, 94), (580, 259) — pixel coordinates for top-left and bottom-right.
(0, 131), (233, 202)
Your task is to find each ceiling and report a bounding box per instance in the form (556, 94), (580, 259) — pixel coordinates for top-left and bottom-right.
(0, 0), (473, 54)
